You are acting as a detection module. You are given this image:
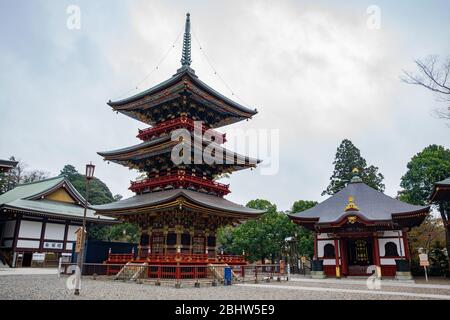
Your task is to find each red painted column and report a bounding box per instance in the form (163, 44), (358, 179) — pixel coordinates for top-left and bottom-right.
(402, 230), (410, 261)
(373, 234), (381, 278)
(340, 238), (347, 276)
(334, 238), (341, 278)
(313, 233), (318, 259)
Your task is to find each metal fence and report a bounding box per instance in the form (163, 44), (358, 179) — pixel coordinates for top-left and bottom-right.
(58, 261), (287, 287)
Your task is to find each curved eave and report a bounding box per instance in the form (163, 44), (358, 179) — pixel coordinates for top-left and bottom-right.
(26, 177), (87, 205)
(92, 191), (264, 218)
(107, 70), (257, 120)
(1, 204), (116, 224)
(97, 140), (261, 169)
(429, 186), (450, 202)
(289, 207), (430, 230)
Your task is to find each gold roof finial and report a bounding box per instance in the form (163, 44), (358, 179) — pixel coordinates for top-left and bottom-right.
(344, 195), (359, 212)
(352, 167), (359, 174)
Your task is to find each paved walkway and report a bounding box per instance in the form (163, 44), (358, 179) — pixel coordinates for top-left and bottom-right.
(289, 276), (450, 289)
(0, 268), (57, 276)
(0, 274), (449, 300)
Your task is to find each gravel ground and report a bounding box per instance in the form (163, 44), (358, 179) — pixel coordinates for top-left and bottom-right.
(1, 274), (450, 300)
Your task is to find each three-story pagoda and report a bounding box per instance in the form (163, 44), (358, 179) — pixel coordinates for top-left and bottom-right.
(92, 13), (263, 266)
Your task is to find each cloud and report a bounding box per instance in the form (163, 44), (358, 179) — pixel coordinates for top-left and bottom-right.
(0, 0), (449, 211)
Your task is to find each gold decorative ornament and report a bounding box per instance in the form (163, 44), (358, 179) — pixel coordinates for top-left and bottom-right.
(344, 196), (360, 212)
(347, 216), (357, 224)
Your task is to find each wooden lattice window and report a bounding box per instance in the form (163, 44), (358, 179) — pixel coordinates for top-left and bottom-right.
(151, 234), (164, 254)
(192, 236), (205, 254)
(355, 240), (369, 263)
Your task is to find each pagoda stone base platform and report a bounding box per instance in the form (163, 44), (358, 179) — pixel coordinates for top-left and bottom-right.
(395, 271), (413, 281)
(311, 271), (326, 279)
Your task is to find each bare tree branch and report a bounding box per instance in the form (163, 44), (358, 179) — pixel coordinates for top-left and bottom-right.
(401, 55), (450, 122)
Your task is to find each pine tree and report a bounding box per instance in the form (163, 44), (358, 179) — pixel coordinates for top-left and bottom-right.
(322, 139), (385, 196)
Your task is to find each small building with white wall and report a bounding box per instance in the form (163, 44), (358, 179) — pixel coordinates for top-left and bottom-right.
(0, 176), (114, 267)
(289, 171), (430, 278)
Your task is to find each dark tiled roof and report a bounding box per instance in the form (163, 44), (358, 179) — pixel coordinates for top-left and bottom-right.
(98, 137), (260, 168)
(108, 69), (257, 116)
(91, 189), (264, 216)
(289, 181), (429, 224)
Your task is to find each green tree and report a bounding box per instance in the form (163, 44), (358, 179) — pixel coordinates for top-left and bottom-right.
(398, 145), (450, 205)
(322, 139), (385, 196)
(60, 164), (114, 205)
(398, 144), (450, 267)
(217, 200), (309, 263)
(60, 165), (140, 243)
(291, 200), (318, 213)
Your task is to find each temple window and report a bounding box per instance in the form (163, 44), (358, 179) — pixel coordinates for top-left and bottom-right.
(207, 236), (216, 247)
(140, 233), (150, 246)
(323, 243), (335, 258)
(166, 233), (177, 246)
(384, 242), (399, 256)
(192, 236), (205, 254)
(181, 233), (191, 246)
(151, 234), (164, 254)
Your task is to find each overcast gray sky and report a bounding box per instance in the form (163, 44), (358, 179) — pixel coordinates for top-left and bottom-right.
(1, 0), (449, 211)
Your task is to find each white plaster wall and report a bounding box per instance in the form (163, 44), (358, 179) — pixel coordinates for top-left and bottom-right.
(44, 223), (65, 240)
(318, 240), (334, 258)
(67, 225), (79, 241)
(323, 258), (341, 266)
(3, 220), (16, 238)
(17, 240), (39, 249)
(317, 233), (331, 239)
(18, 220), (42, 239)
(382, 230), (402, 237)
(380, 258), (396, 265)
(66, 242), (73, 250)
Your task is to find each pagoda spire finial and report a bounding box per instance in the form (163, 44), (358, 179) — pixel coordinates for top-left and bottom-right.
(181, 12), (192, 68)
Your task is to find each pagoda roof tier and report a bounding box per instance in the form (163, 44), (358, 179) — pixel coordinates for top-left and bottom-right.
(0, 159), (18, 172)
(289, 177), (429, 231)
(98, 135), (260, 173)
(91, 189), (264, 218)
(108, 69), (257, 128)
(430, 177), (450, 202)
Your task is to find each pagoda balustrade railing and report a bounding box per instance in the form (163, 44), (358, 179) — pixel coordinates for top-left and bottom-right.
(129, 171), (230, 195)
(137, 116), (226, 142)
(107, 251), (245, 264)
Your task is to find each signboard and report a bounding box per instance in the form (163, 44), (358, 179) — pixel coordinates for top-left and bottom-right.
(44, 242), (63, 249)
(32, 253), (45, 262)
(419, 253), (429, 266)
(75, 227), (84, 253)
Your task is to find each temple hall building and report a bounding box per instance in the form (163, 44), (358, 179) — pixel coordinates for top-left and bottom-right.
(0, 176), (113, 268)
(289, 170), (430, 278)
(92, 13), (263, 270)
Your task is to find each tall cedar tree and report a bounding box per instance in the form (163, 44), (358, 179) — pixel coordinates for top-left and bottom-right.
(322, 139), (385, 196)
